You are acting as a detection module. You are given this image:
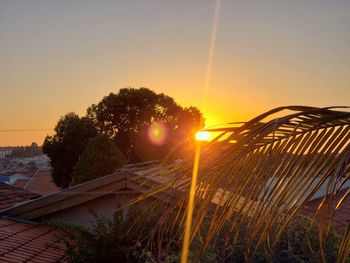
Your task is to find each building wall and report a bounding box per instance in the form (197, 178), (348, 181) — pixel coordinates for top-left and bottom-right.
(42, 192), (152, 226)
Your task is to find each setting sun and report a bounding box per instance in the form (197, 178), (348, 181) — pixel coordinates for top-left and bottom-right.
(195, 131), (210, 141)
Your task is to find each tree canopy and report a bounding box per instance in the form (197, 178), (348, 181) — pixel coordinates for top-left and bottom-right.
(72, 134), (127, 185)
(88, 88), (203, 161)
(44, 88), (202, 187)
(43, 113), (97, 188)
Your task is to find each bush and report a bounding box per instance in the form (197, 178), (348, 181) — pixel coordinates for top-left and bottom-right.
(55, 211), (342, 262)
(197, 216), (341, 263)
(55, 206), (176, 263)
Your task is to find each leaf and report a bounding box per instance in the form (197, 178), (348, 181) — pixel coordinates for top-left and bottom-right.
(143, 106), (350, 261)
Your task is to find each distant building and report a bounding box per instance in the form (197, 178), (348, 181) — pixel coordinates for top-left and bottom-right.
(0, 148), (12, 159)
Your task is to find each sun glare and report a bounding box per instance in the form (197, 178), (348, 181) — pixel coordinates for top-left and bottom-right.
(195, 131), (210, 141)
(148, 122), (167, 145)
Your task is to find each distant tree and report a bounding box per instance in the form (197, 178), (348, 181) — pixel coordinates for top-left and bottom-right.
(31, 142), (38, 148)
(88, 88), (203, 162)
(72, 134), (127, 185)
(43, 113), (97, 188)
(28, 142), (41, 156)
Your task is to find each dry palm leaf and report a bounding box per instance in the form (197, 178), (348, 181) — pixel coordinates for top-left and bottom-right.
(133, 106), (350, 262)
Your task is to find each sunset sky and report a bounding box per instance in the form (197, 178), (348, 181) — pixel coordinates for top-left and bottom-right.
(1, 0), (349, 146)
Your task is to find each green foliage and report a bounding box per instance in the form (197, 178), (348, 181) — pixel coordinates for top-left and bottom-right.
(45, 88), (202, 187)
(43, 113), (97, 188)
(272, 217), (340, 263)
(194, 216), (341, 263)
(55, 209), (342, 262)
(72, 134), (127, 185)
(88, 87), (203, 162)
(58, 207), (174, 263)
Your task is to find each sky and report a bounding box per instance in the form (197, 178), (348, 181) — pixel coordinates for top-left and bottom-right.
(1, 0), (349, 146)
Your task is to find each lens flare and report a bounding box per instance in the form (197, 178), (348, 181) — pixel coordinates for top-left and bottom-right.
(195, 131), (210, 141)
(148, 122), (167, 145)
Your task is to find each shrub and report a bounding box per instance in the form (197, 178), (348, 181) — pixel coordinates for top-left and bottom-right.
(55, 206), (171, 263)
(54, 211), (342, 262)
(197, 216), (341, 262)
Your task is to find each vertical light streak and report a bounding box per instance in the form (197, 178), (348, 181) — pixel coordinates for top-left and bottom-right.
(204, 0), (222, 104)
(180, 142), (201, 263)
(180, 1), (221, 262)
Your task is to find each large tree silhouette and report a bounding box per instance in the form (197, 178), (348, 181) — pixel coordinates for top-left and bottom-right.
(88, 88), (203, 162)
(44, 88), (203, 187)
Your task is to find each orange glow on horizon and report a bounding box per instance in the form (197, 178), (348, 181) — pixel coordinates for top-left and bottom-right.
(1, 1), (349, 147)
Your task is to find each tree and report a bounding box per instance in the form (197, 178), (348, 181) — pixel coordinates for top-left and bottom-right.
(72, 134), (127, 185)
(43, 113), (97, 188)
(30, 142), (38, 148)
(88, 88), (203, 162)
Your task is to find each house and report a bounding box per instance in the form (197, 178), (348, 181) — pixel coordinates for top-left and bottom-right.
(0, 162), (182, 226)
(0, 162), (182, 262)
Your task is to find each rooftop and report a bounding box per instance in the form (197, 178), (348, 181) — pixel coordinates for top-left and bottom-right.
(0, 217), (66, 262)
(0, 162), (182, 221)
(0, 183), (40, 210)
(24, 170), (61, 196)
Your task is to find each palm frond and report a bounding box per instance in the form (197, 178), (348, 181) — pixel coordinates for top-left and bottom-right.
(136, 106), (350, 261)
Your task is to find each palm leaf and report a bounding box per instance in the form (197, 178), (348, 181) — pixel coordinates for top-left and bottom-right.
(135, 106), (350, 262)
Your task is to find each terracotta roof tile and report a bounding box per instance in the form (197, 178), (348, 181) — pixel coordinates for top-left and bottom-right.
(0, 183), (40, 210)
(24, 171), (61, 196)
(0, 217), (67, 262)
(12, 179), (28, 189)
